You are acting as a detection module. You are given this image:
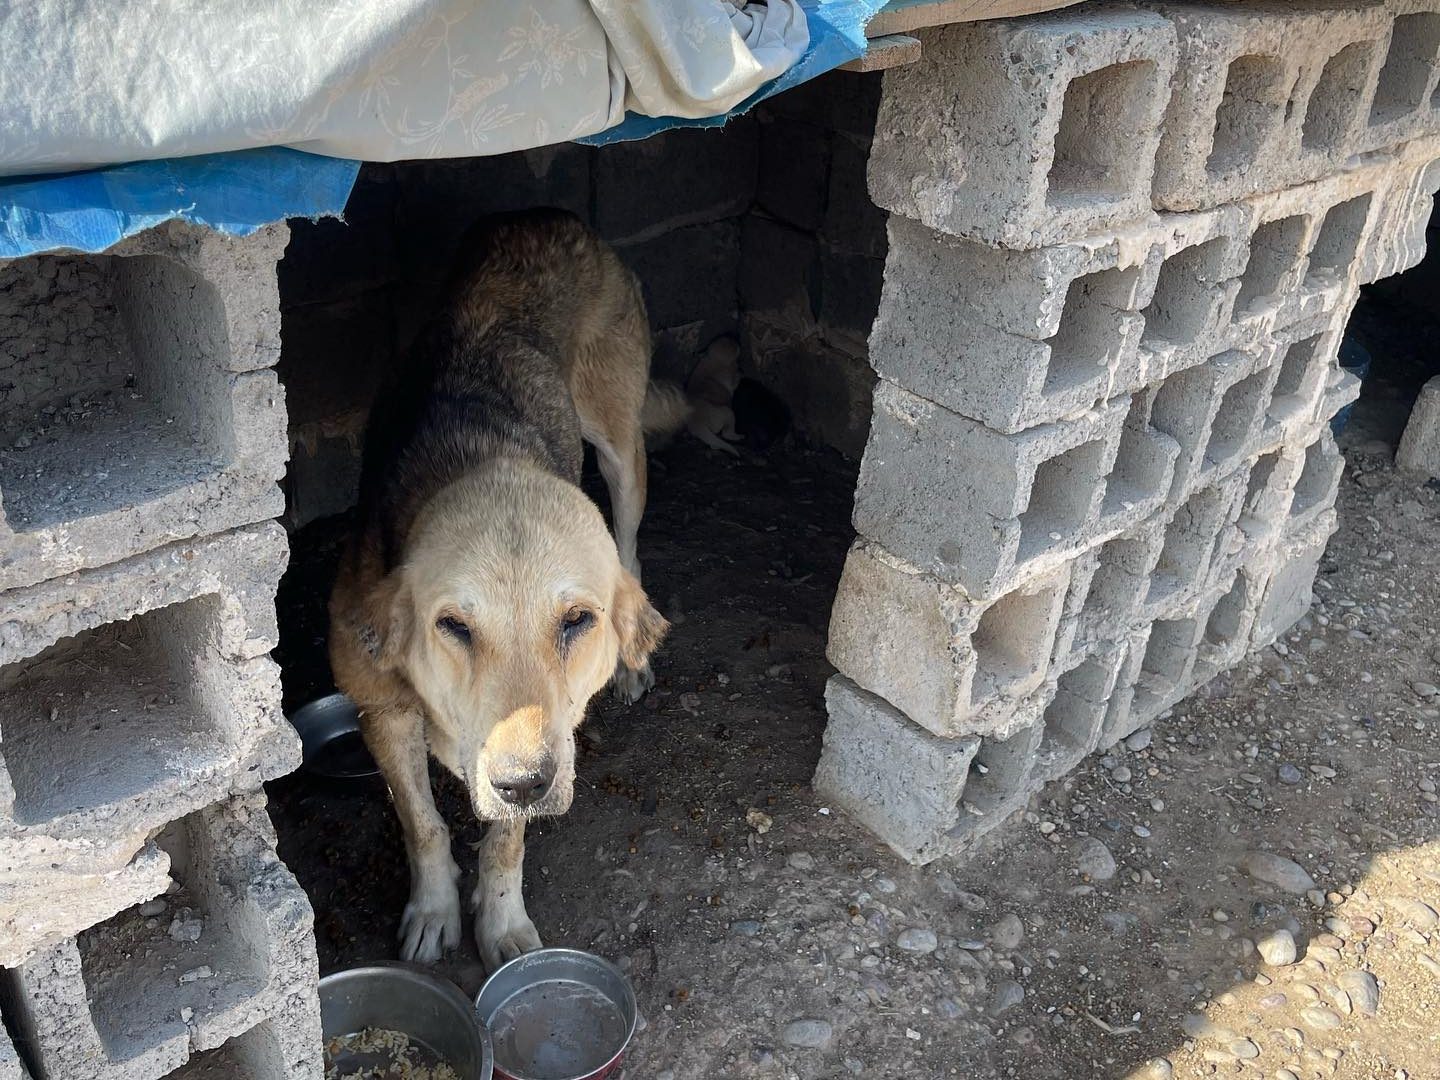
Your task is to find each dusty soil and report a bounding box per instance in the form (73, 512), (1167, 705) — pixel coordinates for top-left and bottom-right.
(270, 362), (1440, 1079)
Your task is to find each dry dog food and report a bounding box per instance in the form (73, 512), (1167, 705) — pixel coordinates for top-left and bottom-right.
(324, 1026), (461, 1080)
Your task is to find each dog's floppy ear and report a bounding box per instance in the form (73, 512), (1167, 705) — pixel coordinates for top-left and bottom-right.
(613, 569), (669, 671)
(363, 571), (415, 672)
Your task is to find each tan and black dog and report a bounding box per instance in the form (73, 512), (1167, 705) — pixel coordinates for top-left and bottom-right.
(328, 209), (677, 967)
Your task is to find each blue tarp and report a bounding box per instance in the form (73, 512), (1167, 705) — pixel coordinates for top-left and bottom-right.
(0, 0), (882, 260)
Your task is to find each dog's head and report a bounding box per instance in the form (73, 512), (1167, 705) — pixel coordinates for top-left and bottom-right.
(373, 461), (667, 820)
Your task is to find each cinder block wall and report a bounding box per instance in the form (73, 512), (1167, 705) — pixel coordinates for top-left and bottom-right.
(815, 0), (1440, 865)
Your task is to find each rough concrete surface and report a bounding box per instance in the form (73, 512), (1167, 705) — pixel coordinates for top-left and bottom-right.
(0, 223), (290, 592)
(2, 794), (320, 1080)
(1396, 373), (1440, 474)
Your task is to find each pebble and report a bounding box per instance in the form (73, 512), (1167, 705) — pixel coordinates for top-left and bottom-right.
(1389, 897), (1440, 929)
(1124, 729), (1153, 752)
(1077, 837), (1117, 881)
(1133, 825), (1151, 838)
(1300, 1005), (1343, 1031)
(1310, 765), (1338, 779)
(897, 928), (938, 954)
(937, 997), (964, 1020)
(1125, 1059), (1172, 1080)
(1337, 970), (1379, 1016)
(1150, 798), (1165, 812)
(1256, 929), (1298, 966)
(1276, 1070), (1300, 1080)
(1278, 763), (1303, 784)
(1111, 765), (1133, 783)
(730, 920), (761, 937)
(782, 1019), (833, 1049)
(167, 915), (203, 943)
(787, 852), (816, 872)
(177, 965), (213, 984)
(1258, 992), (1288, 1009)
(990, 913), (1024, 950)
(1180, 1014), (1231, 1040)
(988, 979), (1025, 1015)
(138, 898), (167, 917)
(1241, 851), (1317, 895)
(1413, 681), (1439, 698)
(1229, 1038), (1260, 1060)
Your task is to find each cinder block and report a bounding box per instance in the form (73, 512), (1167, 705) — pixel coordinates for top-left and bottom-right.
(814, 677), (981, 865)
(1068, 517), (1168, 652)
(1252, 510), (1338, 646)
(1359, 136), (1440, 282)
(161, 1015), (321, 1080)
(1127, 613), (1206, 729)
(1149, 1), (1389, 211)
(1193, 563), (1266, 683)
(1, 794), (320, 1080)
(1137, 225), (1249, 377)
(1288, 429), (1347, 527)
(827, 542), (1069, 737)
(1359, 0), (1440, 152)
(0, 222), (290, 592)
(0, 1022), (26, 1079)
(1143, 469), (1248, 619)
(1035, 645), (1129, 774)
(1098, 388), (1184, 528)
(869, 8), (1178, 248)
(0, 524), (297, 968)
(854, 382), (1127, 596)
(1396, 374), (1440, 474)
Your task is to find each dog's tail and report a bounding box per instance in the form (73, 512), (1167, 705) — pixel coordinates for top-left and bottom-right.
(642, 379), (692, 436)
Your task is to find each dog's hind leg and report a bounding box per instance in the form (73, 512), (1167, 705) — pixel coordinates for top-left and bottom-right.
(362, 705), (462, 962)
(475, 817), (542, 972)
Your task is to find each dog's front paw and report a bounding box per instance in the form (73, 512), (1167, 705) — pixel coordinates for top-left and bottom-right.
(398, 872), (462, 963)
(476, 895), (543, 972)
(611, 659), (655, 704)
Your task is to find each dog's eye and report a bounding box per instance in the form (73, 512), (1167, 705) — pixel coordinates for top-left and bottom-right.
(436, 615), (472, 644)
(559, 608), (595, 647)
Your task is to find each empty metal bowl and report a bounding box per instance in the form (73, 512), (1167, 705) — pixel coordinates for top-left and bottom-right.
(474, 948), (637, 1080)
(287, 693), (380, 780)
(320, 964), (494, 1080)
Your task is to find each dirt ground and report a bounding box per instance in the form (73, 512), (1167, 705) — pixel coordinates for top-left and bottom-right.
(270, 315), (1440, 1079)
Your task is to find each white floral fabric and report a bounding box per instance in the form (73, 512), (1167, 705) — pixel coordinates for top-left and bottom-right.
(0, 0), (808, 176)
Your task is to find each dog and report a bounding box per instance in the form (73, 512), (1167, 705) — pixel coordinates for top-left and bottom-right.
(328, 209), (675, 968)
(684, 335), (744, 456)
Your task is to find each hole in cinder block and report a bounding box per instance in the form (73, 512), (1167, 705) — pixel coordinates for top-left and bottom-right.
(958, 727), (1038, 816)
(1291, 437), (1336, 516)
(972, 582), (1063, 704)
(1370, 14), (1440, 125)
(0, 595), (236, 828)
(1149, 364), (1210, 465)
(1236, 216), (1308, 315)
(1205, 574), (1252, 650)
(1240, 449), (1283, 531)
(75, 804), (269, 1066)
(0, 253), (237, 534)
(1103, 391), (1169, 513)
(1016, 439), (1106, 563)
(1269, 333), (1325, 421)
(1133, 617), (1199, 714)
(1208, 55), (1289, 175)
(1048, 61), (1159, 206)
(1044, 267), (1140, 396)
(1149, 486), (1227, 601)
(1303, 41), (1380, 151)
(163, 1019), (292, 1079)
(1141, 238), (1231, 349)
(1082, 535), (1150, 629)
(1306, 194), (1372, 287)
(1042, 656), (1112, 758)
(1205, 365), (1270, 470)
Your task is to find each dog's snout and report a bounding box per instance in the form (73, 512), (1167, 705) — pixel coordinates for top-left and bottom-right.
(492, 764), (555, 807)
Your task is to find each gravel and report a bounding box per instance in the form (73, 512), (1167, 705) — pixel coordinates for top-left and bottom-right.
(1241, 851), (1317, 894)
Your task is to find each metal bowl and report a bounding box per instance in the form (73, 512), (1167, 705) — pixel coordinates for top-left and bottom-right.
(320, 964), (494, 1080)
(287, 693), (380, 780)
(474, 948), (637, 1080)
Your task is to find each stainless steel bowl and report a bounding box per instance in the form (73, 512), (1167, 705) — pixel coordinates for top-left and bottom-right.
(287, 693), (380, 780)
(474, 948), (637, 1080)
(320, 964), (494, 1080)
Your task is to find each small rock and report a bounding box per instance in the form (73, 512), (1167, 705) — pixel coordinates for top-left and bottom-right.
(1077, 837), (1117, 881)
(1256, 929), (1297, 966)
(989, 979), (1024, 1015)
(897, 928), (938, 954)
(787, 852), (816, 872)
(1124, 729), (1153, 752)
(1276, 1070), (1300, 1080)
(1278, 763), (1303, 785)
(1258, 992), (1288, 1009)
(1125, 1058), (1172, 1080)
(782, 1019), (833, 1049)
(1228, 1038), (1260, 1060)
(1337, 970), (1379, 1016)
(745, 808), (773, 834)
(167, 915), (203, 943)
(1413, 681), (1439, 698)
(1180, 1014), (1230, 1040)
(138, 898), (166, 918)
(1300, 1005), (1343, 1031)
(1241, 851), (1317, 895)
(180, 1007), (194, 1023)
(1133, 825), (1151, 838)
(936, 997), (964, 1020)
(1389, 897), (1440, 929)
(1111, 765), (1133, 783)
(990, 913), (1024, 950)
(730, 920), (762, 937)
(178, 966), (213, 984)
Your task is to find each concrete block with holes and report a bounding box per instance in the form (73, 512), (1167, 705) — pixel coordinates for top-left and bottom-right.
(1359, 0), (1440, 153)
(0, 222), (290, 592)
(0, 523), (298, 968)
(0, 794), (321, 1080)
(1148, 1), (1390, 211)
(868, 6), (1178, 248)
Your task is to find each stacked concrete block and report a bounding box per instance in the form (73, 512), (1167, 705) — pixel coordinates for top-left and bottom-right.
(818, 0), (1440, 864)
(0, 220), (318, 1077)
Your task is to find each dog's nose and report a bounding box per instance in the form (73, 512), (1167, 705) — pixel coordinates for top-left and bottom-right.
(492, 766), (554, 807)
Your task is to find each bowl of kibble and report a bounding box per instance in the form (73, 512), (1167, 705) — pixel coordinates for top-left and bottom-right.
(321, 965), (494, 1080)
